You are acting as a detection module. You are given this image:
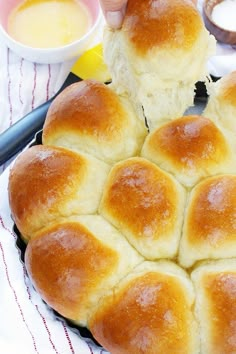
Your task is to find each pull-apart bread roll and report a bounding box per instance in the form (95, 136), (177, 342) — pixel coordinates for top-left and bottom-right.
(25, 215), (142, 327)
(43, 80), (147, 164)
(191, 260), (236, 354)
(179, 175), (236, 268)
(141, 115), (236, 187)
(204, 71), (236, 146)
(99, 157), (186, 260)
(103, 0), (215, 130)
(89, 261), (199, 354)
(8, 145), (109, 241)
(8, 1), (236, 352)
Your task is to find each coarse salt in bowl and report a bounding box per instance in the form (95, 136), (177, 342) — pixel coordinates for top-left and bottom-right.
(203, 0), (236, 45)
(0, 0), (102, 64)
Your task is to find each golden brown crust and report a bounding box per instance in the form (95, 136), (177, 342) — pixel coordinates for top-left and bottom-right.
(43, 80), (135, 143)
(122, 0), (203, 54)
(9, 145), (85, 239)
(90, 270), (196, 354)
(141, 115), (232, 188)
(42, 79), (147, 163)
(200, 271), (236, 353)
(100, 157), (177, 243)
(144, 115), (229, 171)
(8, 145), (109, 240)
(25, 221), (119, 322)
(186, 175), (236, 246)
(218, 71), (236, 106)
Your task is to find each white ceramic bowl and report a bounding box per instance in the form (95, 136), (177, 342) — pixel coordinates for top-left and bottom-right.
(0, 0), (102, 64)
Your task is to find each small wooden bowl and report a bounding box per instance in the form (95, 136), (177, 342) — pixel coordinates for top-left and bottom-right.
(203, 0), (236, 45)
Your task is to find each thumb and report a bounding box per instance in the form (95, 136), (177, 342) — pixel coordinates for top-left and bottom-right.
(100, 0), (128, 29)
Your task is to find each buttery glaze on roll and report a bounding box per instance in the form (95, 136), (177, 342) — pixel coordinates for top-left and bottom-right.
(25, 215), (142, 326)
(89, 261), (199, 354)
(99, 157), (186, 260)
(42, 80), (147, 164)
(141, 115), (235, 187)
(179, 175), (236, 268)
(8, 145), (109, 241)
(192, 260), (236, 354)
(103, 0), (215, 130)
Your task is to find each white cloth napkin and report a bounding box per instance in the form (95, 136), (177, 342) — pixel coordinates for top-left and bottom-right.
(0, 2), (235, 353)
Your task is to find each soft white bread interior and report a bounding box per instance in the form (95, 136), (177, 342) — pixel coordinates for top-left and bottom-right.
(89, 261), (199, 354)
(141, 115), (236, 187)
(191, 259), (236, 354)
(103, 0), (215, 130)
(179, 175), (236, 268)
(42, 80), (147, 164)
(25, 215), (143, 327)
(99, 157), (186, 260)
(8, 145), (110, 241)
(204, 71), (236, 151)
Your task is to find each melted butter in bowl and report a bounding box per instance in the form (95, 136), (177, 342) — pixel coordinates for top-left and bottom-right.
(0, 0), (101, 63)
(8, 0), (93, 49)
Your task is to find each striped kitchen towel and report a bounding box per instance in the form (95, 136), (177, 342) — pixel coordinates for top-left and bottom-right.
(0, 40), (108, 354)
(0, 40), (73, 173)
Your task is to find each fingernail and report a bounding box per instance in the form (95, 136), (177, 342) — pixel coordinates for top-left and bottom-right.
(106, 11), (123, 29)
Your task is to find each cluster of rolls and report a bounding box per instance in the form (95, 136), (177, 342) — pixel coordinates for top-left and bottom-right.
(8, 1), (236, 354)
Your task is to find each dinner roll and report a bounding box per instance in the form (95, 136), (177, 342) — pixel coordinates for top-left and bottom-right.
(179, 175), (236, 268)
(204, 71), (236, 146)
(25, 215), (143, 327)
(89, 261), (199, 354)
(141, 115), (235, 187)
(42, 80), (147, 164)
(8, 145), (109, 241)
(99, 157), (186, 260)
(191, 260), (236, 354)
(103, 0), (215, 130)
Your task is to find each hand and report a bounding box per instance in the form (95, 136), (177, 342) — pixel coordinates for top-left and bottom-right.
(100, 0), (198, 29)
(99, 0), (128, 29)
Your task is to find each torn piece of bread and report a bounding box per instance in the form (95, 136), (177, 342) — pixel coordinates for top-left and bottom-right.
(103, 0), (215, 130)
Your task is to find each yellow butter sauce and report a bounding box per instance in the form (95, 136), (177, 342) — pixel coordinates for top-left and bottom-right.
(8, 0), (92, 48)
